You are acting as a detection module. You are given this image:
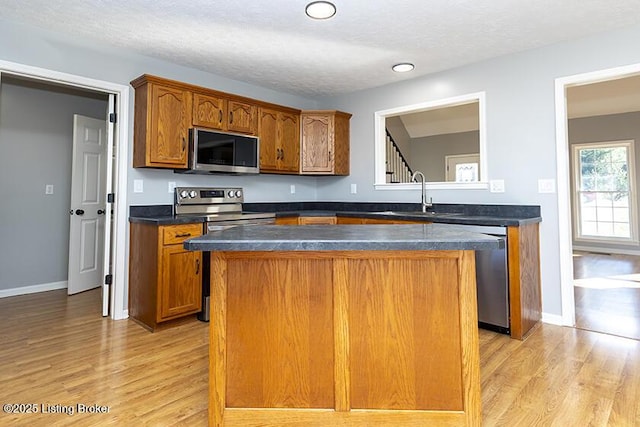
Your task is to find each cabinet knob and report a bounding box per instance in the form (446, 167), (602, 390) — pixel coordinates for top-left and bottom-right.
(195, 259), (200, 275)
(175, 233), (191, 238)
(229, 111), (234, 124)
(218, 110), (223, 124)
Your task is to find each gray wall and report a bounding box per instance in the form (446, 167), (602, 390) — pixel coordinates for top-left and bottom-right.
(0, 17), (319, 298)
(385, 116), (412, 161)
(314, 23), (640, 318)
(0, 17), (320, 207)
(411, 131), (479, 181)
(568, 111), (640, 253)
(2, 14), (640, 318)
(0, 77), (108, 290)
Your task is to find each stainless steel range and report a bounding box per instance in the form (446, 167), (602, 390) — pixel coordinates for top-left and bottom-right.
(174, 187), (275, 321)
(175, 186), (275, 230)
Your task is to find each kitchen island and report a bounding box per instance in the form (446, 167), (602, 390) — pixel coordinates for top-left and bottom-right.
(184, 224), (503, 427)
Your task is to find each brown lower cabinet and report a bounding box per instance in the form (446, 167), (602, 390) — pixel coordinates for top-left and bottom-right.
(129, 222), (203, 331)
(209, 249), (481, 426)
(276, 216), (337, 225)
(276, 216), (425, 225)
(336, 217), (425, 224)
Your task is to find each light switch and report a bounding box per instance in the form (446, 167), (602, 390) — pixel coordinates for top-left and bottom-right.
(134, 179), (143, 193)
(350, 183), (357, 194)
(290, 185), (296, 194)
(45, 184), (54, 195)
(538, 179), (556, 193)
(168, 181), (176, 193)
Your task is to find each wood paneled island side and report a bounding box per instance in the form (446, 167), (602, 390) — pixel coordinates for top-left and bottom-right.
(184, 224), (503, 427)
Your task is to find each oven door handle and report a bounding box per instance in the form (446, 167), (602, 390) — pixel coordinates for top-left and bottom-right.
(207, 225), (236, 232)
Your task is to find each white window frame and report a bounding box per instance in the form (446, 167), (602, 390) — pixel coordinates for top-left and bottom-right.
(572, 140), (638, 245)
(373, 92), (488, 190)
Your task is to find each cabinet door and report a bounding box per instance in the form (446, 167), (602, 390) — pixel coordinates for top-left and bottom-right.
(149, 84), (191, 167)
(278, 112), (300, 172)
(193, 92), (226, 130)
(275, 216), (300, 225)
(298, 216), (337, 225)
(159, 245), (202, 321)
(301, 114), (333, 173)
(228, 100), (257, 134)
(259, 108), (279, 171)
(336, 217), (366, 224)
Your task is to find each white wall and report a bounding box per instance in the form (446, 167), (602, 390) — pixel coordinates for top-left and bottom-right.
(315, 24), (640, 318)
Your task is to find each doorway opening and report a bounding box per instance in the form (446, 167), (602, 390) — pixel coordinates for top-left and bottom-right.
(0, 60), (129, 320)
(555, 64), (640, 340)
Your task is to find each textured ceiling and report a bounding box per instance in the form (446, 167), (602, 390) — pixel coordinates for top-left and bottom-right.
(1, 0), (640, 97)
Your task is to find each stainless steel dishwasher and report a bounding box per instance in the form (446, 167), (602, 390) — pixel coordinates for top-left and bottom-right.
(450, 224), (510, 334)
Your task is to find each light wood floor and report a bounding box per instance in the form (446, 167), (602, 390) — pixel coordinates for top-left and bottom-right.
(1, 289), (639, 426)
(573, 251), (640, 340)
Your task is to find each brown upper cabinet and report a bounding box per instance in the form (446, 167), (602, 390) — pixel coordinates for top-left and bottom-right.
(132, 76), (192, 169)
(301, 110), (352, 175)
(192, 92), (257, 135)
(259, 107), (300, 174)
(131, 75), (350, 175)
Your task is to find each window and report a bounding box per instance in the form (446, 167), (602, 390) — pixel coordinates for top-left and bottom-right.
(573, 140), (637, 243)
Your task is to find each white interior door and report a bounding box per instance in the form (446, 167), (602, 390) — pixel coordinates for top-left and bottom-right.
(445, 153), (480, 182)
(68, 114), (107, 295)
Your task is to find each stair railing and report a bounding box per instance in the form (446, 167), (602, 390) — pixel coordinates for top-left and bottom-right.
(385, 130), (413, 183)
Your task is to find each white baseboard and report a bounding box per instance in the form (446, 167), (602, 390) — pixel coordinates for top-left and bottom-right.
(541, 312), (565, 326)
(114, 309), (129, 320)
(0, 281), (68, 298)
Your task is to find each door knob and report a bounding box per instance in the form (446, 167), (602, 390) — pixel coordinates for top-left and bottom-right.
(75, 209), (85, 215)
(97, 209), (105, 215)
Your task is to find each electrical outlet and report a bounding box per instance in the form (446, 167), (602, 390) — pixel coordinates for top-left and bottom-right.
(290, 185), (296, 194)
(45, 184), (54, 195)
(538, 179), (556, 193)
(489, 180), (505, 193)
(350, 183), (357, 194)
(133, 179), (143, 193)
(168, 181), (176, 193)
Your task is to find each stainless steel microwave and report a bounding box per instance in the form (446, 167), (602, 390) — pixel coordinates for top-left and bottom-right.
(186, 128), (259, 174)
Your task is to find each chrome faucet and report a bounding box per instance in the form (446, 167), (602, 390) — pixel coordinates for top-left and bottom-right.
(411, 171), (432, 213)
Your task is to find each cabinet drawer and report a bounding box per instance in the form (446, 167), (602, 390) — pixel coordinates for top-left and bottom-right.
(298, 216), (337, 225)
(162, 224), (203, 245)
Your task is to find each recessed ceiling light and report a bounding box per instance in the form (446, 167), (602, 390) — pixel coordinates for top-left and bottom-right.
(392, 63), (415, 73)
(305, 1), (336, 20)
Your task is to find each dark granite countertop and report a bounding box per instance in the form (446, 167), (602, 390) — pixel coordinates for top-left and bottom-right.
(183, 223), (504, 252)
(129, 202), (541, 227)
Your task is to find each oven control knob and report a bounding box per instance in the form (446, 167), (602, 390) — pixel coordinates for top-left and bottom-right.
(189, 190), (197, 198)
(227, 190), (234, 198)
(180, 190), (188, 199)
(235, 190), (242, 198)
